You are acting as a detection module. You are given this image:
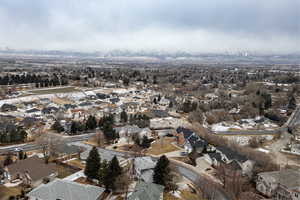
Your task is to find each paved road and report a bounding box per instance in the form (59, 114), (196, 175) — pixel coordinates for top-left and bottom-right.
(0, 133), (96, 154)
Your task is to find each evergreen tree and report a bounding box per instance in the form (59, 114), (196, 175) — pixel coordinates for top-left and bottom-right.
(168, 101), (173, 108)
(86, 115), (97, 130)
(98, 159), (109, 185)
(84, 147), (101, 180)
(153, 155), (177, 191)
(51, 120), (64, 133)
(120, 110), (128, 123)
(141, 135), (151, 148)
(18, 150), (24, 160)
(4, 154), (13, 166)
(104, 156), (122, 190)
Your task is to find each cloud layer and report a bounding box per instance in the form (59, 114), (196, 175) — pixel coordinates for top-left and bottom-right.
(0, 0), (299, 53)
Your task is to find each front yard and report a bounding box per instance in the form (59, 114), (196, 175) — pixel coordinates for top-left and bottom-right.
(146, 137), (181, 155)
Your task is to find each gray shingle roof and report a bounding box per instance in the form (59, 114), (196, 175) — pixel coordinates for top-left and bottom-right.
(28, 179), (105, 200)
(128, 181), (164, 200)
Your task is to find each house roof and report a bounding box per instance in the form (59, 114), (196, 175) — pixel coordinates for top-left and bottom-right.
(258, 169), (300, 189)
(128, 181), (164, 200)
(134, 157), (156, 172)
(217, 146), (248, 163)
(7, 156), (57, 182)
(27, 178), (105, 200)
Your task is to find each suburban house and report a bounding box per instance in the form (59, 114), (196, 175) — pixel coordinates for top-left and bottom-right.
(80, 146), (125, 164)
(175, 127), (208, 154)
(27, 178), (106, 200)
(3, 156), (57, 186)
(204, 146), (254, 176)
(114, 125), (152, 139)
(128, 181), (164, 200)
(1, 103), (17, 112)
(256, 169), (300, 199)
(133, 156), (157, 183)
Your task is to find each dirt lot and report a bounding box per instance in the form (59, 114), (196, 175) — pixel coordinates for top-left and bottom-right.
(0, 185), (22, 200)
(146, 137), (180, 155)
(56, 164), (79, 179)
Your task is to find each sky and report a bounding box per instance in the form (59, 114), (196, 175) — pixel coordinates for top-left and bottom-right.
(0, 0), (299, 54)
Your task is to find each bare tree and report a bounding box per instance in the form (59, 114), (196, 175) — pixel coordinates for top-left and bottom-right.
(36, 134), (63, 163)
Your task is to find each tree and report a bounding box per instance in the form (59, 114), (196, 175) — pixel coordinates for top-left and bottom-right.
(18, 150), (24, 160)
(4, 153), (13, 166)
(84, 147), (101, 180)
(140, 135), (151, 148)
(153, 155), (177, 191)
(120, 110), (128, 123)
(104, 156), (122, 190)
(86, 115), (97, 130)
(168, 101), (173, 108)
(51, 120), (64, 133)
(98, 159), (109, 185)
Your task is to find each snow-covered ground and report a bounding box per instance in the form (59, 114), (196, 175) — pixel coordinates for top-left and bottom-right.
(226, 135), (274, 146)
(211, 117), (278, 132)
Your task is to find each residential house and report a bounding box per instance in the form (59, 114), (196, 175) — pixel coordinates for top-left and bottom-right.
(128, 181), (164, 200)
(1, 103), (17, 112)
(134, 156), (157, 183)
(80, 146), (125, 164)
(176, 127), (208, 154)
(4, 156), (57, 186)
(256, 169), (300, 199)
(204, 146), (254, 176)
(27, 178), (106, 200)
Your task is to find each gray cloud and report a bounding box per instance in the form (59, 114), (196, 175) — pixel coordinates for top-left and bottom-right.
(0, 0), (299, 53)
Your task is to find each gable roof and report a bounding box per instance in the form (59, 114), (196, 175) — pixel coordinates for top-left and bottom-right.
(217, 146), (248, 163)
(7, 156), (57, 182)
(134, 157), (156, 172)
(28, 178), (105, 200)
(128, 181), (164, 200)
(258, 169), (300, 189)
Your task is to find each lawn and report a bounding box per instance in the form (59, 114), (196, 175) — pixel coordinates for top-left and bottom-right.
(0, 185), (22, 200)
(146, 137), (180, 155)
(56, 164), (79, 179)
(67, 159), (85, 169)
(26, 86), (80, 95)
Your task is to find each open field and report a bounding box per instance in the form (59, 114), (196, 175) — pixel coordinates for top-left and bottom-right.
(146, 137), (180, 155)
(26, 86), (80, 95)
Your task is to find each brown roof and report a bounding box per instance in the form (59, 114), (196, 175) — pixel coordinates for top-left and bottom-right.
(7, 156), (57, 181)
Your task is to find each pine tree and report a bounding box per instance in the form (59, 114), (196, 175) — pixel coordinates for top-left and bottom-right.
(98, 160), (109, 185)
(120, 110), (128, 123)
(84, 147), (101, 180)
(141, 135), (151, 148)
(104, 156), (122, 190)
(18, 150), (24, 160)
(153, 155), (177, 191)
(51, 120), (64, 133)
(86, 115), (97, 130)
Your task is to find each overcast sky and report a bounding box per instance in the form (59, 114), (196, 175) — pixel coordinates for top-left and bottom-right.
(0, 0), (299, 54)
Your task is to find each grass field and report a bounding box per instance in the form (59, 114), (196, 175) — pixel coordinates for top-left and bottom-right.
(56, 164), (79, 178)
(26, 86), (80, 95)
(147, 137), (180, 155)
